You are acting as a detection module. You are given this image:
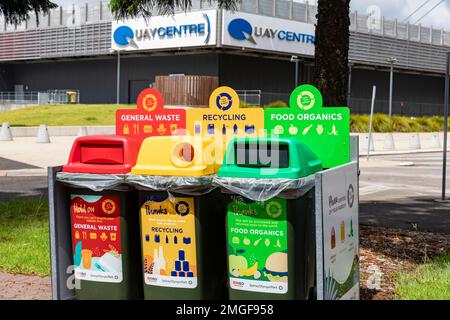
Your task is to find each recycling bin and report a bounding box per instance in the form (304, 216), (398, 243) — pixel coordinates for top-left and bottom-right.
(61, 135), (142, 300)
(216, 137), (322, 300)
(130, 136), (227, 300)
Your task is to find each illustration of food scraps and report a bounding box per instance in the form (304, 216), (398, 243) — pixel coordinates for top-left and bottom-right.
(186, 86), (264, 138)
(116, 88), (186, 143)
(264, 84), (350, 168)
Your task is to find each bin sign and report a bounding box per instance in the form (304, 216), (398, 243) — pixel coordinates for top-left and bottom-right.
(227, 196), (288, 294)
(70, 195), (123, 283)
(317, 162), (359, 300)
(265, 85), (349, 168)
(186, 86), (264, 167)
(116, 88), (186, 143)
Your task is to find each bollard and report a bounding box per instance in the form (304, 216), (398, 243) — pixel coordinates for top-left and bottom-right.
(0, 122), (13, 141)
(36, 124), (50, 143)
(430, 133), (441, 148)
(383, 132), (395, 150)
(409, 132), (421, 150)
(363, 133), (375, 151)
(77, 126), (88, 137)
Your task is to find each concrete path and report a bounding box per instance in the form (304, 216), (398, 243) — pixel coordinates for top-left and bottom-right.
(0, 272), (51, 300)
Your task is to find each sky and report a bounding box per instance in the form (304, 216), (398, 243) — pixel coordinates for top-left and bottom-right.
(52, 0), (450, 30)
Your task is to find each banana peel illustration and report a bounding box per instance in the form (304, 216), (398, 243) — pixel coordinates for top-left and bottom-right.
(239, 261), (259, 277)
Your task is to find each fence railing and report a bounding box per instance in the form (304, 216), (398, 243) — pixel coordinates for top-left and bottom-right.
(349, 98), (444, 117)
(0, 90), (79, 105)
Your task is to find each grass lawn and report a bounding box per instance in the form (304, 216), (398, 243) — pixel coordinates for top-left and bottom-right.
(0, 198), (50, 275)
(396, 253), (450, 300)
(0, 104), (133, 127)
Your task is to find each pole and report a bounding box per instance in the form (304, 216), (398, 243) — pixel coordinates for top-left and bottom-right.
(294, 60), (299, 88)
(347, 63), (352, 106)
(367, 85), (376, 161)
(116, 50), (121, 105)
(388, 61), (394, 120)
(442, 52), (449, 200)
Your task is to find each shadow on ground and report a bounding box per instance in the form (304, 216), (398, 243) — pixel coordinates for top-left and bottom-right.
(360, 196), (450, 234)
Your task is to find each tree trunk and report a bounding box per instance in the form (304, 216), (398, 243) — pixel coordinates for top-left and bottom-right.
(314, 0), (350, 106)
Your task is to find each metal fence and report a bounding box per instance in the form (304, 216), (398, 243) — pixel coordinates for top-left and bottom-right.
(350, 98), (444, 117)
(237, 90), (262, 106)
(0, 89), (79, 105)
(0, 91), (39, 104)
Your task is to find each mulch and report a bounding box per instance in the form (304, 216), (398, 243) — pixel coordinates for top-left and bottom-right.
(359, 225), (450, 300)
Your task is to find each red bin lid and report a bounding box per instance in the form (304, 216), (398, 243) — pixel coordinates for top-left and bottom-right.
(62, 135), (140, 174)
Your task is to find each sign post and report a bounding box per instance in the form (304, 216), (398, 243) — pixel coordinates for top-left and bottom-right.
(442, 53), (449, 200)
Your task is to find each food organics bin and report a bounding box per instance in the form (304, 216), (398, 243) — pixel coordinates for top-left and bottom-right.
(129, 136), (227, 300)
(60, 135), (142, 300)
(215, 137), (322, 300)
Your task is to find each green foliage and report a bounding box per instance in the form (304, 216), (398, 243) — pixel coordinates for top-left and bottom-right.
(0, 0), (57, 25)
(0, 198), (50, 275)
(396, 253), (450, 300)
(109, 0), (239, 18)
(351, 114), (450, 133)
(264, 100), (288, 108)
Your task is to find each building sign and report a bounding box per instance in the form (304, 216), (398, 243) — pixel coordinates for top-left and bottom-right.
(116, 88), (186, 143)
(222, 11), (315, 56)
(317, 162), (359, 300)
(265, 84), (350, 168)
(111, 10), (217, 51)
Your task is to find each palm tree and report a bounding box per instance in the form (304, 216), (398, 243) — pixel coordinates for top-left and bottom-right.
(1, 0), (57, 24)
(109, 0), (239, 18)
(314, 0), (350, 106)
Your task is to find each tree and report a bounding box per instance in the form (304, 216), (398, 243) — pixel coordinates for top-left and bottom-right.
(314, 0), (350, 106)
(0, 0), (57, 25)
(109, 0), (239, 19)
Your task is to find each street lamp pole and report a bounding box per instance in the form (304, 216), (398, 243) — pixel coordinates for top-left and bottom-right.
(442, 52), (449, 200)
(387, 57), (397, 121)
(116, 50), (121, 105)
(291, 56), (300, 88)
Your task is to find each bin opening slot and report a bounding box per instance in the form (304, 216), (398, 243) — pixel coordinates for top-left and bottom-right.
(234, 142), (290, 168)
(80, 143), (124, 165)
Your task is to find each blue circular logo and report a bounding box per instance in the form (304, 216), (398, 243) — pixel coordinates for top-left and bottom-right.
(228, 18), (253, 41)
(113, 25), (134, 46)
(216, 93), (233, 111)
(175, 201), (190, 216)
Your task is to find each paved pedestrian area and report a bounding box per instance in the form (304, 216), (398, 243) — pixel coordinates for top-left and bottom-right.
(0, 272), (51, 300)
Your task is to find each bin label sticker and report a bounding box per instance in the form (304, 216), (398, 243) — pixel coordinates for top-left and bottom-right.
(140, 196), (197, 288)
(227, 196), (288, 294)
(70, 195), (123, 283)
(265, 84), (350, 168)
(116, 88), (186, 143)
(186, 86), (264, 163)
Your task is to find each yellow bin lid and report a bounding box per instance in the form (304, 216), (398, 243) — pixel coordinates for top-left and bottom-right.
(131, 136), (218, 176)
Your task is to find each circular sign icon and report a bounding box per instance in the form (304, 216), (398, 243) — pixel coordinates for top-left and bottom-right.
(142, 93), (158, 112)
(137, 88), (163, 113)
(297, 91), (315, 111)
(102, 199), (116, 215)
(266, 201), (282, 218)
(175, 201), (190, 216)
(289, 84), (323, 111)
(216, 92), (233, 111)
(347, 184), (355, 208)
(113, 25), (134, 46)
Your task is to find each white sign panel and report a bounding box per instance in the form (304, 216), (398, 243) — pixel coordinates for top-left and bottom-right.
(318, 162), (359, 300)
(222, 11), (315, 57)
(111, 10), (217, 51)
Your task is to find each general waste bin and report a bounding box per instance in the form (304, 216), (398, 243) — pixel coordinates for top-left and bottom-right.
(129, 136), (227, 300)
(215, 137), (322, 300)
(61, 135), (142, 300)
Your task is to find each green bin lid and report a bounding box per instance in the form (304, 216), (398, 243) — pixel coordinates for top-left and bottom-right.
(218, 137), (322, 179)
